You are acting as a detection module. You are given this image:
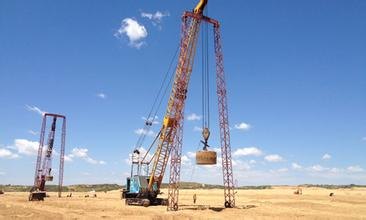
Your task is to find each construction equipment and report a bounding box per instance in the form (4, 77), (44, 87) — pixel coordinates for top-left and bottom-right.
(123, 0), (235, 210)
(196, 128), (217, 165)
(29, 113), (66, 201)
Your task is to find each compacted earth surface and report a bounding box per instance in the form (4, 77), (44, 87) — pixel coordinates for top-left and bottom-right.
(1, 187), (366, 219)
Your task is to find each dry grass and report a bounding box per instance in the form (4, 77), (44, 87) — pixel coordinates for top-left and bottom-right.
(1, 187), (366, 219)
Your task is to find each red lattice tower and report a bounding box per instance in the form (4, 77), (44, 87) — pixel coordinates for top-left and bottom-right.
(33, 113), (66, 198)
(167, 11), (235, 210)
(214, 25), (235, 208)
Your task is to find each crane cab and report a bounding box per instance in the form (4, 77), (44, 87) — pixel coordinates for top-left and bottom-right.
(122, 175), (151, 200)
(122, 175), (166, 207)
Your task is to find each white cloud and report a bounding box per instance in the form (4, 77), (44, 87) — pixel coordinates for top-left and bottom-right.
(124, 146), (154, 167)
(4, 139), (106, 165)
(25, 105), (46, 116)
(114, 18), (148, 49)
(194, 152), (254, 173)
(10, 139), (39, 156)
(28, 130), (38, 136)
(66, 147), (105, 165)
(64, 155), (73, 162)
(71, 148), (88, 158)
(134, 128), (155, 137)
(233, 147), (262, 157)
(5, 139), (59, 158)
(330, 168), (342, 173)
(249, 159), (256, 164)
(306, 165), (361, 174)
(302, 164), (365, 180)
(277, 168), (288, 173)
(309, 164), (327, 172)
(347, 165), (364, 173)
(124, 157), (131, 165)
(137, 147), (154, 162)
(141, 11), (169, 22)
(234, 122), (251, 131)
(187, 113), (201, 121)
(187, 151), (196, 158)
(264, 154), (284, 162)
(233, 160), (251, 171)
(181, 155), (191, 165)
(0, 148), (19, 159)
(193, 126), (202, 132)
(0, 171), (6, 175)
(85, 157), (99, 164)
(142, 116), (159, 125)
(97, 93), (107, 99)
(292, 162), (302, 170)
(141, 11), (169, 27)
(322, 153), (331, 160)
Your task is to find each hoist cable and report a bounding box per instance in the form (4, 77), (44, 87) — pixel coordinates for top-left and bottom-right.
(206, 22), (210, 129)
(201, 20), (210, 130)
(201, 24), (205, 129)
(152, 46), (178, 120)
(147, 44), (180, 121)
(134, 45), (179, 150)
(141, 130), (162, 163)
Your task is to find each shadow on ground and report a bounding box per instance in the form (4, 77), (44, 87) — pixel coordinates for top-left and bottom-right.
(178, 204), (257, 211)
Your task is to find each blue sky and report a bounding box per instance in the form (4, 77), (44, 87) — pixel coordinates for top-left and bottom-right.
(0, 0), (365, 186)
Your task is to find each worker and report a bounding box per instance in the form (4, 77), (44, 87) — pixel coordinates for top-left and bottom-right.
(193, 193), (197, 204)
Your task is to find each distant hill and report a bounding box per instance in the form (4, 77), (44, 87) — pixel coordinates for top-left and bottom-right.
(161, 182), (224, 189)
(0, 184), (121, 192)
(1, 183), (364, 192)
(67, 184), (121, 192)
(0, 182), (269, 192)
(0, 183), (224, 192)
(299, 184), (366, 189)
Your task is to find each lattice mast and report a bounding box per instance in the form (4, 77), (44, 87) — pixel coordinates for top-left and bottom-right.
(148, 5), (203, 193)
(147, 0), (235, 210)
(33, 113), (66, 198)
(214, 25), (235, 208)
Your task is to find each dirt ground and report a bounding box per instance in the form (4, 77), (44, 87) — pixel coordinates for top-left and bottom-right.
(0, 187), (366, 219)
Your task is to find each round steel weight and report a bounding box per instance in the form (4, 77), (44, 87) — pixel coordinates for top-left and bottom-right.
(196, 151), (217, 165)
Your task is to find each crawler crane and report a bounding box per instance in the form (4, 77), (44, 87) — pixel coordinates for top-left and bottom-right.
(122, 0), (235, 210)
(29, 113), (66, 201)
